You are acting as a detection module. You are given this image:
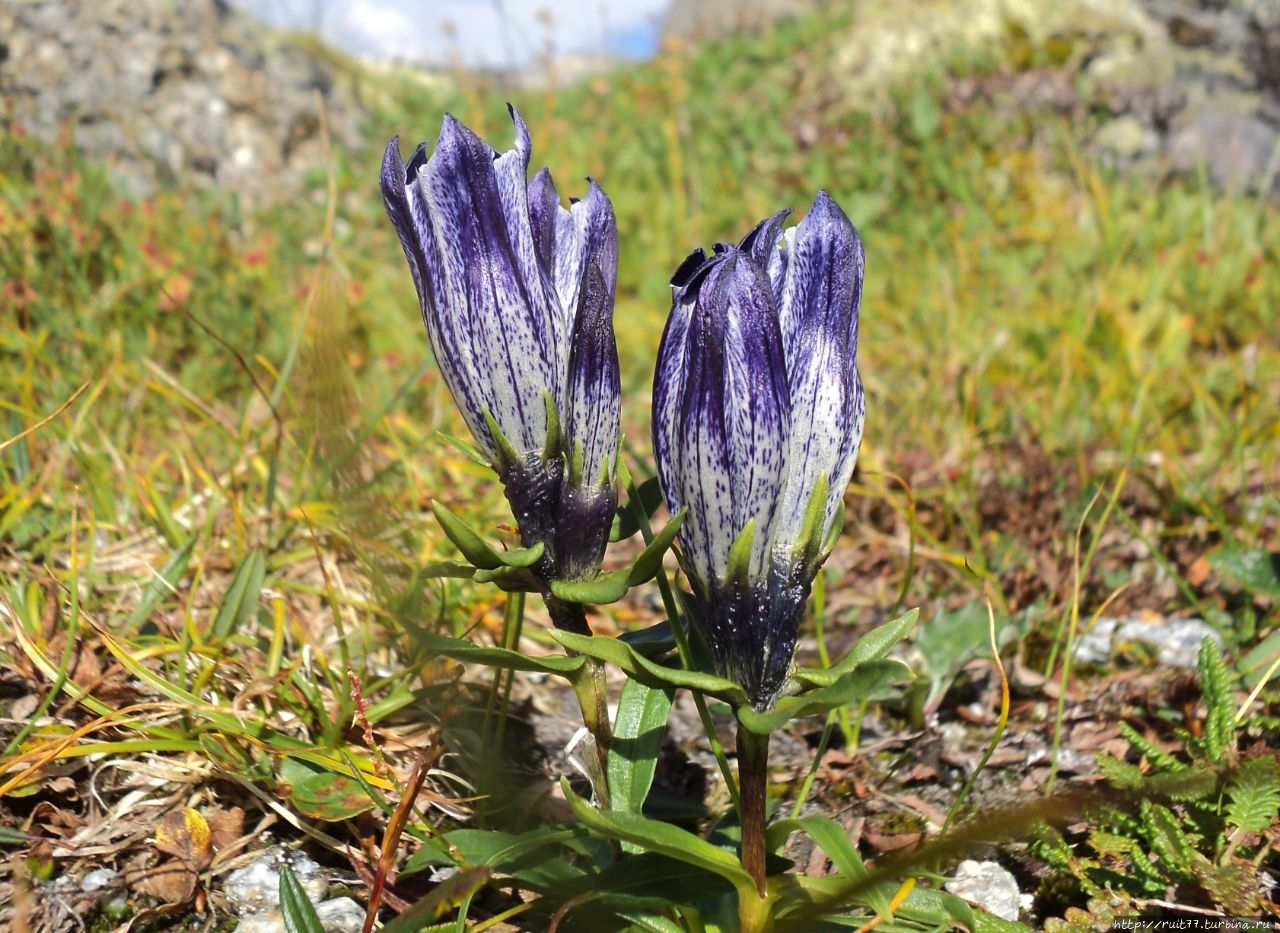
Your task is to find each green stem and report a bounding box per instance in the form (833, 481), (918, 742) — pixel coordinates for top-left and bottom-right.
(571, 656), (613, 810)
(736, 721), (770, 898)
(738, 880), (774, 933)
(486, 590), (526, 780)
(620, 458), (742, 813)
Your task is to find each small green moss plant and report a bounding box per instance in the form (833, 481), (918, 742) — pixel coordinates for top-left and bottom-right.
(1038, 638), (1280, 925)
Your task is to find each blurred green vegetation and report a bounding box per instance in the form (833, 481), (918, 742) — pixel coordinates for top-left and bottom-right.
(7, 1), (1275, 614)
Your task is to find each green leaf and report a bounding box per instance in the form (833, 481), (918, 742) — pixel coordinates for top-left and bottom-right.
(278, 756), (376, 821)
(609, 680), (675, 818)
(125, 537), (195, 629)
(436, 430), (492, 467)
(561, 778), (755, 892)
(1118, 721), (1184, 772)
(793, 472), (829, 568)
(1146, 768), (1218, 801)
(1239, 628), (1280, 689)
(553, 853), (735, 921)
(497, 541), (546, 569)
(627, 509), (686, 586)
(422, 560), (478, 579)
(739, 660), (911, 734)
(551, 630), (748, 705)
(901, 887), (981, 931)
(1208, 548), (1280, 598)
(1095, 754), (1145, 790)
(379, 867), (492, 933)
(1194, 858), (1260, 917)
(725, 519), (756, 585)
(617, 620), (678, 658)
(0, 825), (29, 846)
(278, 862), (326, 933)
(612, 476), (664, 542)
(1143, 800), (1197, 877)
(542, 389), (561, 463)
(472, 565), (541, 590)
(845, 608), (919, 667)
(211, 547), (265, 641)
(550, 569), (631, 605)
(766, 815), (869, 882)
(1198, 637), (1233, 763)
(401, 826), (594, 891)
(1226, 756), (1280, 834)
(430, 501), (503, 570)
(482, 408), (522, 475)
(792, 609), (918, 688)
(417, 632), (585, 678)
(913, 602), (1030, 711)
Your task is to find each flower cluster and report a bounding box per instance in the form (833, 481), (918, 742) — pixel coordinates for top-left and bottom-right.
(382, 109), (864, 710)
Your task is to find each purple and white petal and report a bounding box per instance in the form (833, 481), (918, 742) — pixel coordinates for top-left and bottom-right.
(422, 113), (557, 455)
(671, 267), (735, 586)
(382, 137), (491, 454)
(526, 167), (560, 284)
(738, 208), (791, 313)
(656, 250), (789, 586)
(715, 250), (790, 578)
(774, 190), (865, 552)
(566, 260), (621, 491)
(651, 262), (698, 523)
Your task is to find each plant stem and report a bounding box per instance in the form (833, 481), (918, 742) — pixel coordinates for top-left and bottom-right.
(738, 879), (774, 933)
(487, 590), (526, 773)
(736, 721), (770, 898)
(619, 458), (742, 812)
(571, 655), (613, 810)
(547, 593), (592, 635)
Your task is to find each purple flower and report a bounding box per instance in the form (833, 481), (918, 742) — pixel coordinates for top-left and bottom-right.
(653, 191), (865, 710)
(381, 106), (620, 629)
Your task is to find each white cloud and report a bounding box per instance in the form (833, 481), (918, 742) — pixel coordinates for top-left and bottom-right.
(232, 0), (671, 68)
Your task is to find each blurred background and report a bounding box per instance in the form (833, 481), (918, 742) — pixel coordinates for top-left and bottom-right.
(3, 0), (1274, 617)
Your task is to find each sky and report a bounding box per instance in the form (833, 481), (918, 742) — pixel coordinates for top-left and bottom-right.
(231, 0), (672, 69)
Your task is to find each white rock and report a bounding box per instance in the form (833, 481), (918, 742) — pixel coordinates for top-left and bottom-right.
(1074, 616), (1221, 668)
(944, 859), (1030, 922)
(225, 847), (332, 932)
(80, 868), (117, 892)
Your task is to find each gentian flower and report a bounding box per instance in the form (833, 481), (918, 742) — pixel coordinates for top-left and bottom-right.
(653, 191), (865, 711)
(381, 106), (620, 633)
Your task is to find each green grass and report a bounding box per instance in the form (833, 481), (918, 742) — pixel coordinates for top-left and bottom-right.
(1, 1), (1277, 927)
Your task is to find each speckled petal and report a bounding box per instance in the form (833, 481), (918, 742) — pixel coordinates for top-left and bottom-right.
(774, 190), (865, 553)
(420, 112), (559, 455)
(382, 136), (491, 454)
(656, 249), (789, 586)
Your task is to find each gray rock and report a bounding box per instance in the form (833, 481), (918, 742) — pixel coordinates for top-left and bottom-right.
(812, 0), (1280, 199)
(224, 848), (328, 915)
(0, 0), (367, 207)
(80, 868), (117, 892)
(225, 847), (365, 933)
(944, 859), (1030, 922)
(1074, 616), (1222, 669)
(1171, 106), (1280, 194)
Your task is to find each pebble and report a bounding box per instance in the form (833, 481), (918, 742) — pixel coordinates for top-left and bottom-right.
(944, 859), (1031, 921)
(224, 847), (364, 933)
(80, 868), (117, 892)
